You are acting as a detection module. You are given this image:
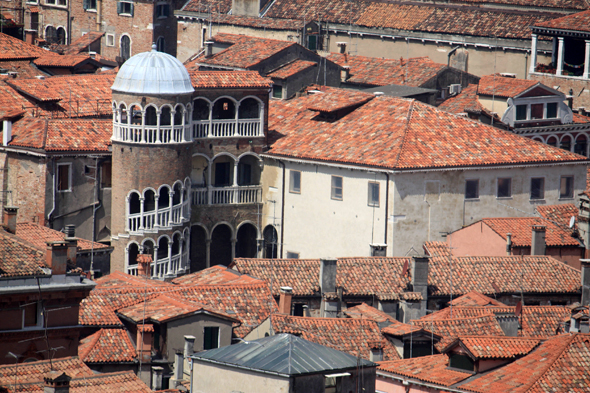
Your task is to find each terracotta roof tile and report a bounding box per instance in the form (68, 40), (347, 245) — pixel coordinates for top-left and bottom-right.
(535, 10), (590, 33)
(16, 222), (109, 252)
(267, 92), (587, 170)
(305, 89), (375, 113)
(437, 84), (485, 114)
(172, 265), (263, 286)
(5, 117), (111, 152)
(479, 217), (579, 247)
(63, 32), (105, 55)
(189, 70), (272, 89)
(448, 291), (507, 307)
(180, 12), (303, 31)
(271, 314), (400, 360)
(450, 336), (541, 359)
(93, 271), (175, 289)
(0, 357), (93, 385)
(478, 74), (538, 98)
(413, 315), (505, 349)
(344, 303), (397, 324)
(536, 203), (578, 229)
(0, 60), (47, 80)
(378, 354), (471, 386)
(381, 322), (427, 337)
(0, 32), (55, 60)
(0, 84), (30, 119)
(79, 329), (137, 363)
(328, 53), (445, 87)
(0, 228), (48, 277)
(428, 255), (581, 296)
(182, 0), (232, 14)
(234, 257), (418, 300)
(423, 241), (452, 257)
(32, 55), (98, 68)
(267, 60), (317, 80)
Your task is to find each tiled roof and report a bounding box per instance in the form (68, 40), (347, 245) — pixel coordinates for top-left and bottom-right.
(327, 53), (445, 87)
(234, 257), (419, 300)
(0, 357), (93, 385)
(479, 217), (579, 247)
(428, 255), (581, 296)
(267, 60), (317, 80)
(192, 33), (296, 69)
(0, 60), (48, 80)
(413, 315), (505, 349)
(32, 55), (97, 68)
(306, 89), (374, 113)
(78, 329), (137, 363)
(189, 70), (272, 89)
(535, 10), (590, 33)
(460, 333), (590, 393)
(344, 303), (397, 324)
(6, 73), (115, 117)
(377, 354), (471, 387)
(448, 291), (507, 307)
(437, 84), (485, 114)
(478, 74), (538, 98)
(381, 322), (427, 337)
(270, 314), (400, 360)
(423, 241), (452, 257)
(63, 32), (105, 55)
(536, 203), (578, 229)
(6, 118), (111, 153)
(0, 84), (30, 119)
(267, 92), (587, 170)
(179, 12), (303, 31)
(0, 32), (55, 60)
(172, 265), (263, 286)
(79, 292), (137, 327)
(93, 270), (175, 289)
(449, 336), (541, 359)
(182, 0), (232, 14)
(0, 228), (48, 277)
(16, 222), (110, 252)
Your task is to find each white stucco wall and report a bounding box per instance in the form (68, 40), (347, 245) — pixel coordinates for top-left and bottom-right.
(262, 157), (587, 258)
(192, 361), (290, 393)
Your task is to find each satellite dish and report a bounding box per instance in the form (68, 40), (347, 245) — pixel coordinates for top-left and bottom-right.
(569, 216), (576, 228)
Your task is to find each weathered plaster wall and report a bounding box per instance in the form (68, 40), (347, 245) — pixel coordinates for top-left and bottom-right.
(192, 361), (290, 393)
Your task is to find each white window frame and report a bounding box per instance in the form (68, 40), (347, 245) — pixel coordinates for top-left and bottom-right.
(512, 98), (563, 123)
(83, 0), (97, 11)
(496, 177), (512, 199)
(331, 176), (343, 200)
(106, 33), (115, 47)
(21, 302), (42, 329)
(45, 0), (67, 7)
(289, 170), (301, 194)
(368, 181), (379, 207)
(117, 1), (133, 16)
(57, 163), (72, 192)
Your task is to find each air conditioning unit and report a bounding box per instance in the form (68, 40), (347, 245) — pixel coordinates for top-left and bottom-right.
(449, 84), (462, 95)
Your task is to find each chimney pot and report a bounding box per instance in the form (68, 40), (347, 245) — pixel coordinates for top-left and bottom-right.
(43, 371), (71, 393)
(3, 206), (18, 234)
(411, 256), (429, 318)
(302, 304), (310, 317)
(136, 324), (153, 362)
(151, 366), (164, 390)
(204, 41), (214, 58)
(279, 286), (293, 315)
(531, 225), (546, 256)
(46, 241), (68, 275)
(341, 65), (350, 82)
(137, 254), (153, 277)
(173, 351), (184, 387)
(184, 335), (196, 358)
(506, 233), (512, 255)
(336, 42), (347, 54)
(2, 120), (12, 146)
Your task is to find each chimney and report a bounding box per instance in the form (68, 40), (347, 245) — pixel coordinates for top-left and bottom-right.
(205, 41), (214, 58)
(2, 120), (12, 146)
(531, 225), (546, 255)
(137, 254), (152, 277)
(136, 324), (153, 363)
(341, 65), (350, 82)
(336, 42), (347, 54)
(172, 351), (184, 388)
(581, 259), (590, 306)
(184, 335), (195, 358)
(46, 241), (68, 275)
(3, 206), (18, 234)
(319, 258), (337, 293)
(43, 371), (71, 393)
(279, 286), (293, 314)
(152, 366), (164, 390)
(411, 256), (429, 318)
(506, 233), (512, 256)
(302, 304), (310, 317)
(64, 225), (77, 267)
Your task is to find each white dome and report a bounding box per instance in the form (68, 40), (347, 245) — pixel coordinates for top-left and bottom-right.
(111, 46), (194, 95)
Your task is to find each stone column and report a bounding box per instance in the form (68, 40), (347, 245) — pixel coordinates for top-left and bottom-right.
(171, 109), (176, 142)
(141, 110), (146, 142)
(234, 101), (240, 136)
(206, 239), (211, 268)
(168, 191), (174, 226)
(167, 242), (173, 274)
(231, 238), (236, 263)
(529, 33), (538, 75)
(156, 110), (161, 143)
(154, 196), (160, 227)
(125, 196), (130, 232)
(139, 197), (145, 230)
(557, 37), (565, 76)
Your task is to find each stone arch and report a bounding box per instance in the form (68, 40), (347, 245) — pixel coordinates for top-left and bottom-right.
(560, 133), (574, 151)
(192, 97), (211, 121)
(126, 241), (140, 272)
(263, 225), (278, 259)
(158, 184), (171, 209)
(212, 96), (237, 120)
(128, 191), (141, 214)
(160, 104), (173, 126)
(238, 96), (262, 119)
(190, 223), (208, 272)
(237, 153), (262, 186)
(574, 133), (588, 157)
(532, 136), (545, 143)
(174, 103), (185, 125)
(143, 188), (157, 212)
(172, 181), (183, 205)
(191, 154), (210, 189)
(546, 135), (558, 147)
(141, 238), (156, 258)
(145, 104), (158, 126)
(212, 153), (237, 187)
(120, 34), (132, 61)
(210, 222), (233, 266)
(235, 221), (259, 258)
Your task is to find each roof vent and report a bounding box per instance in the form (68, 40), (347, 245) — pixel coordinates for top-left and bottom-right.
(36, 75), (45, 80)
(88, 51), (97, 59)
(373, 92), (384, 97)
(499, 73), (517, 78)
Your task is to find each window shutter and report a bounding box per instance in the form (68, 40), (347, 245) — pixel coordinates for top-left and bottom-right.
(130, 3), (134, 16)
(117, 1), (122, 14)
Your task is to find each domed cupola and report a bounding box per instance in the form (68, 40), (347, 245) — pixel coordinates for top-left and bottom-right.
(111, 44), (194, 95)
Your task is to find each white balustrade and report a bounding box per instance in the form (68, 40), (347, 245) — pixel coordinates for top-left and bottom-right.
(127, 265), (138, 276)
(192, 186), (261, 206)
(191, 118), (262, 139)
(158, 210), (170, 227)
(143, 211), (156, 230)
(113, 123), (189, 144)
(128, 213), (141, 232)
(171, 204), (182, 224)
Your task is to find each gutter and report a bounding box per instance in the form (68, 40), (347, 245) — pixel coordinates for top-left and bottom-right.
(47, 158), (56, 223)
(376, 371), (468, 393)
(278, 160), (286, 258)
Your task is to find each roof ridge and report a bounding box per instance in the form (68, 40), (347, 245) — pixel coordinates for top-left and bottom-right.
(79, 329), (102, 361)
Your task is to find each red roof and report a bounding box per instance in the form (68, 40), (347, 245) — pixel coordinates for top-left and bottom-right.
(267, 60), (317, 80)
(79, 329), (137, 363)
(535, 10), (590, 33)
(344, 303), (397, 324)
(477, 217), (579, 247)
(267, 91), (587, 170)
(171, 265), (263, 286)
(0, 357), (93, 385)
(189, 70), (272, 89)
(423, 241), (452, 257)
(378, 354), (471, 387)
(32, 55), (98, 68)
(182, 0), (232, 14)
(536, 203), (578, 229)
(478, 74), (538, 98)
(271, 314), (400, 360)
(0, 228), (48, 277)
(6, 118), (111, 153)
(328, 53), (445, 87)
(437, 84), (486, 114)
(16, 222), (110, 252)
(305, 89), (375, 113)
(448, 291), (507, 307)
(447, 336), (541, 359)
(0, 32), (55, 60)
(381, 322), (427, 337)
(0, 84), (30, 119)
(63, 32), (105, 55)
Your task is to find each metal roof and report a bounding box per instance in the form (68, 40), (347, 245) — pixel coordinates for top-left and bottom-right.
(362, 84), (437, 97)
(111, 45), (194, 95)
(191, 333), (376, 376)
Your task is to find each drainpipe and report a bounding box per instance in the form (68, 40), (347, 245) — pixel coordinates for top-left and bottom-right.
(278, 160), (285, 258)
(67, 0), (71, 45)
(384, 172), (389, 253)
(47, 158), (56, 226)
(96, 0), (102, 33)
(447, 46), (461, 67)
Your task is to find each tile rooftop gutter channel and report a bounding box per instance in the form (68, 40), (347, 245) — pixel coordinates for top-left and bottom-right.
(376, 371), (468, 393)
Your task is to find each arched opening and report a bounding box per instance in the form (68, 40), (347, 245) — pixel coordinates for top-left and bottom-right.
(128, 243), (139, 270)
(172, 233), (181, 256)
(191, 156), (209, 187)
(129, 192), (140, 214)
(45, 26), (57, 43)
(159, 186), (170, 209)
(263, 225), (278, 259)
(212, 98), (236, 120)
(212, 155), (234, 187)
(56, 27), (66, 45)
(237, 155), (260, 186)
(119, 103), (128, 124)
(574, 135), (588, 156)
(546, 136), (558, 147)
(190, 225), (207, 272)
(210, 224), (232, 266)
(158, 237), (169, 260)
(121, 35), (131, 62)
(560, 135), (572, 151)
(144, 189), (156, 211)
(238, 98), (260, 119)
(145, 106), (157, 126)
(129, 105), (141, 125)
(235, 223), (258, 258)
(142, 239), (155, 258)
(193, 99), (210, 120)
(156, 36), (166, 52)
(174, 105), (183, 125)
(173, 183), (182, 205)
(160, 106), (171, 126)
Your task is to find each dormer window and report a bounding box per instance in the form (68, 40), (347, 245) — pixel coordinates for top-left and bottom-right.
(513, 101), (562, 123)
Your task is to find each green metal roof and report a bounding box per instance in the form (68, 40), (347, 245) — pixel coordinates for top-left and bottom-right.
(191, 333), (376, 376)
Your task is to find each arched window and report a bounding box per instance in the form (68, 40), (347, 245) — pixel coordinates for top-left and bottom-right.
(143, 239), (155, 259)
(144, 189), (156, 212)
(128, 243), (139, 268)
(212, 98), (235, 120)
(174, 105), (183, 125)
(156, 36), (166, 52)
(172, 233), (181, 255)
(263, 225), (278, 259)
(56, 27), (66, 45)
(561, 135), (572, 151)
(158, 237), (169, 259)
(238, 98), (260, 119)
(193, 99), (210, 121)
(159, 186), (170, 209)
(120, 35), (131, 61)
(45, 26), (57, 43)
(574, 135), (588, 157)
(546, 136), (558, 147)
(129, 192), (140, 214)
(161, 106), (171, 126)
(173, 183), (182, 205)
(119, 103), (127, 123)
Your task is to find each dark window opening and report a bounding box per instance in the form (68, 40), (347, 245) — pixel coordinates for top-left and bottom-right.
(449, 353), (474, 372)
(368, 182), (379, 207)
(193, 100), (210, 120)
(238, 98), (260, 119)
(101, 162), (112, 188)
(465, 179), (479, 199)
(158, 187), (170, 209)
(214, 162), (230, 187)
(273, 85), (283, 99)
(574, 137), (588, 157)
(263, 225), (278, 259)
(120, 35), (131, 61)
(497, 178), (511, 198)
(290, 170), (301, 193)
(23, 303), (38, 327)
(516, 105), (527, 120)
(293, 304), (304, 317)
(530, 177), (544, 200)
(57, 164), (70, 191)
(212, 99), (235, 120)
(204, 326), (219, 350)
(560, 176), (574, 198)
(156, 3), (169, 17)
(129, 192), (140, 214)
(117, 1), (134, 15)
(547, 102), (558, 118)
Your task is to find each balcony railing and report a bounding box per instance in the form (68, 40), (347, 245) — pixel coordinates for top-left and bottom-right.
(127, 199), (190, 233)
(113, 123), (192, 144)
(192, 185), (262, 205)
(126, 249), (188, 278)
(192, 118), (263, 139)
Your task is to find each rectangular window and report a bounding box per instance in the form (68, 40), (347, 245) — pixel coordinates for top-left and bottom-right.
(560, 176), (574, 199)
(530, 177), (545, 200)
(117, 1), (134, 16)
(465, 179), (479, 199)
(286, 251), (299, 259)
(46, 0), (66, 5)
(531, 103), (544, 120)
(203, 326), (219, 350)
(546, 102), (558, 118)
(516, 105), (527, 120)
(57, 163), (71, 192)
(156, 3), (169, 18)
(23, 303), (38, 327)
(101, 162), (112, 188)
(331, 176), (343, 200)
(497, 178), (512, 198)
(368, 182), (379, 207)
(106, 33), (115, 47)
(83, 0), (97, 10)
(289, 170), (301, 193)
(273, 85), (283, 99)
